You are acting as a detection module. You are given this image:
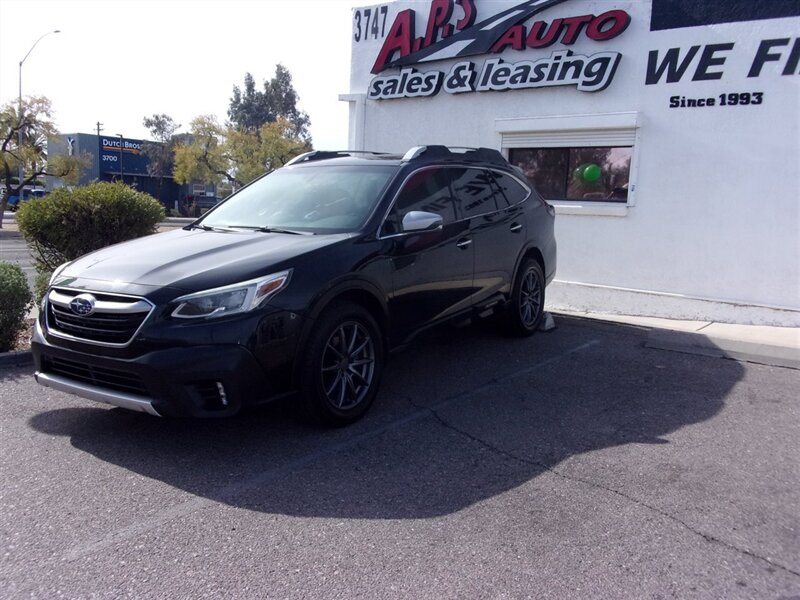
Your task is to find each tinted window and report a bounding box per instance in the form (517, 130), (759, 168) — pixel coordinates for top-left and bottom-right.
(493, 172), (530, 206)
(383, 168), (456, 235)
(450, 168), (500, 218)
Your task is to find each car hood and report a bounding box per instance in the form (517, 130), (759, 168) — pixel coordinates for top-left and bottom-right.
(59, 228), (351, 292)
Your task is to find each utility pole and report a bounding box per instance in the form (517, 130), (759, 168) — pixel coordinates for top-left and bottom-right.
(117, 133), (124, 183)
(96, 121), (103, 137)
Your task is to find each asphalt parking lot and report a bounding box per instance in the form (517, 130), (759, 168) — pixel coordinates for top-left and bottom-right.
(1, 315), (798, 599)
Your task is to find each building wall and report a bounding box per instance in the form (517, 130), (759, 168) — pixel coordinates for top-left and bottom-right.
(46, 133), (101, 187)
(344, 0), (800, 325)
(47, 134), (214, 211)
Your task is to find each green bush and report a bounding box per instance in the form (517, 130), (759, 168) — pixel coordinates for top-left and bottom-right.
(33, 270), (52, 310)
(17, 182), (165, 272)
(17, 182), (165, 305)
(0, 262), (33, 352)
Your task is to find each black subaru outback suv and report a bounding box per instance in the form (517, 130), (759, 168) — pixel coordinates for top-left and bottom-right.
(32, 146), (556, 425)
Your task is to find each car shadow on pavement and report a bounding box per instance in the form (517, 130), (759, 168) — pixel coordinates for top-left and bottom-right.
(27, 316), (744, 520)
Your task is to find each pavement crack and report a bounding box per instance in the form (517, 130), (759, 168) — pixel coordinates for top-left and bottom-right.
(412, 399), (800, 580)
(65, 340), (600, 562)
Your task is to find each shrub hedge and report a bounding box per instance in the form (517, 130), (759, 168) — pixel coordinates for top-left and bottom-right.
(0, 262), (33, 352)
(17, 182), (165, 303)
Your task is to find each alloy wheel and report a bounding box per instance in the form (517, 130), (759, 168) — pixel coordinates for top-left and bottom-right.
(519, 267), (542, 327)
(320, 321), (376, 409)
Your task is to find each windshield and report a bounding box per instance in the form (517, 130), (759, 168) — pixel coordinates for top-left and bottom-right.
(201, 165), (397, 233)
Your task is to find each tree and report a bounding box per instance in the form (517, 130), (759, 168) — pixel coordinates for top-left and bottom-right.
(141, 113), (180, 203)
(228, 64), (311, 143)
(173, 115), (233, 188)
(174, 116), (307, 190)
(0, 96), (89, 228)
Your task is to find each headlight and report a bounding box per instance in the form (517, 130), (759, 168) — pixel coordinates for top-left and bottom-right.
(171, 269), (292, 320)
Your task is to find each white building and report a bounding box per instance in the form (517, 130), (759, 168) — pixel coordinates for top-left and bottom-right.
(342, 0), (800, 326)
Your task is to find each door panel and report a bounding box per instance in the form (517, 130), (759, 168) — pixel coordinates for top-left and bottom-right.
(450, 168), (527, 306)
(382, 168), (475, 344)
(388, 220), (474, 342)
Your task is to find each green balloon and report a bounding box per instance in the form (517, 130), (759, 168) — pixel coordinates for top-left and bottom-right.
(582, 164), (602, 183)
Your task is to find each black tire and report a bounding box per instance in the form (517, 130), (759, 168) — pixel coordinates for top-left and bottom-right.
(502, 258), (545, 336)
(298, 303), (384, 427)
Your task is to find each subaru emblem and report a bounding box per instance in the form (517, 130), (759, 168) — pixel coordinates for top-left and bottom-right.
(69, 294), (96, 316)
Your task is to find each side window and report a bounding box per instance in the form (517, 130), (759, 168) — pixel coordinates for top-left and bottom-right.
(382, 168), (456, 235)
(450, 168), (501, 219)
(493, 171), (530, 206)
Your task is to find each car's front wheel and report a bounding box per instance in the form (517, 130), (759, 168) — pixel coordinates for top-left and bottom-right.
(502, 258), (545, 336)
(298, 303), (384, 426)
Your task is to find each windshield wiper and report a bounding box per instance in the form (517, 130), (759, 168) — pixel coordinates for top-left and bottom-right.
(256, 226), (311, 235)
(186, 223), (235, 232)
(225, 225), (312, 235)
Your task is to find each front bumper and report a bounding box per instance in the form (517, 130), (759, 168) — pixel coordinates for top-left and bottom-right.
(35, 371), (162, 416)
(32, 320), (275, 417)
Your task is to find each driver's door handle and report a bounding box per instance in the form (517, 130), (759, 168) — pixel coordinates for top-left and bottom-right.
(510, 223), (522, 233)
(456, 238), (472, 249)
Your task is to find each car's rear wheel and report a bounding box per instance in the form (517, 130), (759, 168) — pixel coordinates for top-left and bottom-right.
(298, 303), (384, 426)
(502, 258), (545, 336)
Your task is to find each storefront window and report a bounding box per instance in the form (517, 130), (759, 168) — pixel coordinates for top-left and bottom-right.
(509, 147), (632, 203)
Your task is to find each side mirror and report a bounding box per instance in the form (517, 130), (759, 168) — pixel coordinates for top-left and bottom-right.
(401, 211), (443, 233)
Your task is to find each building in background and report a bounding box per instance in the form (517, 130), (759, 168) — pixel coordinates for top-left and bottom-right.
(46, 133), (217, 213)
(342, 0), (800, 325)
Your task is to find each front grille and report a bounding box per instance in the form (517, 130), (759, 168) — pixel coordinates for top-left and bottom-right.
(46, 288), (154, 346)
(42, 356), (149, 396)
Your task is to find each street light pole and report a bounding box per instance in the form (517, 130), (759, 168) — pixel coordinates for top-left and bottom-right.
(17, 30), (60, 194)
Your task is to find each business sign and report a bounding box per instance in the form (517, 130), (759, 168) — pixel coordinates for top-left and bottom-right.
(365, 0), (631, 100)
(644, 0), (799, 112)
(98, 137), (149, 175)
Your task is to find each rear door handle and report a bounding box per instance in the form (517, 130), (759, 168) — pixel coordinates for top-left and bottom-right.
(456, 238), (472, 249)
(510, 223), (522, 233)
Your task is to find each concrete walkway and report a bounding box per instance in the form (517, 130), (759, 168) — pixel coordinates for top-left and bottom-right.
(555, 310), (800, 370)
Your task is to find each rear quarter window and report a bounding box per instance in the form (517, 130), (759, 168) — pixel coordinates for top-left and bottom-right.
(493, 171), (531, 206)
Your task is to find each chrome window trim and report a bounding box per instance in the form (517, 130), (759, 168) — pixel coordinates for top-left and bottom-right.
(376, 165), (532, 241)
(45, 287), (156, 348)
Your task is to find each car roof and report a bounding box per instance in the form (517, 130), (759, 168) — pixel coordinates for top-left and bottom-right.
(288, 154), (404, 168)
(285, 146), (513, 171)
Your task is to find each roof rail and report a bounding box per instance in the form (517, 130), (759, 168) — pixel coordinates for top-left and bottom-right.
(401, 145), (508, 166)
(285, 150), (390, 166)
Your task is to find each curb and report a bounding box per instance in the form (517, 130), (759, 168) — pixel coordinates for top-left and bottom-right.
(0, 350), (33, 369)
(645, 329), (800, 370)
(553, 310), (799, 370)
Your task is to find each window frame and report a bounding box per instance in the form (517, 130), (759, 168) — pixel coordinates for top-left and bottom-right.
(508, 146), (633, 205)
(497, 112), (640, 218)
(377, 165), (533, 240)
